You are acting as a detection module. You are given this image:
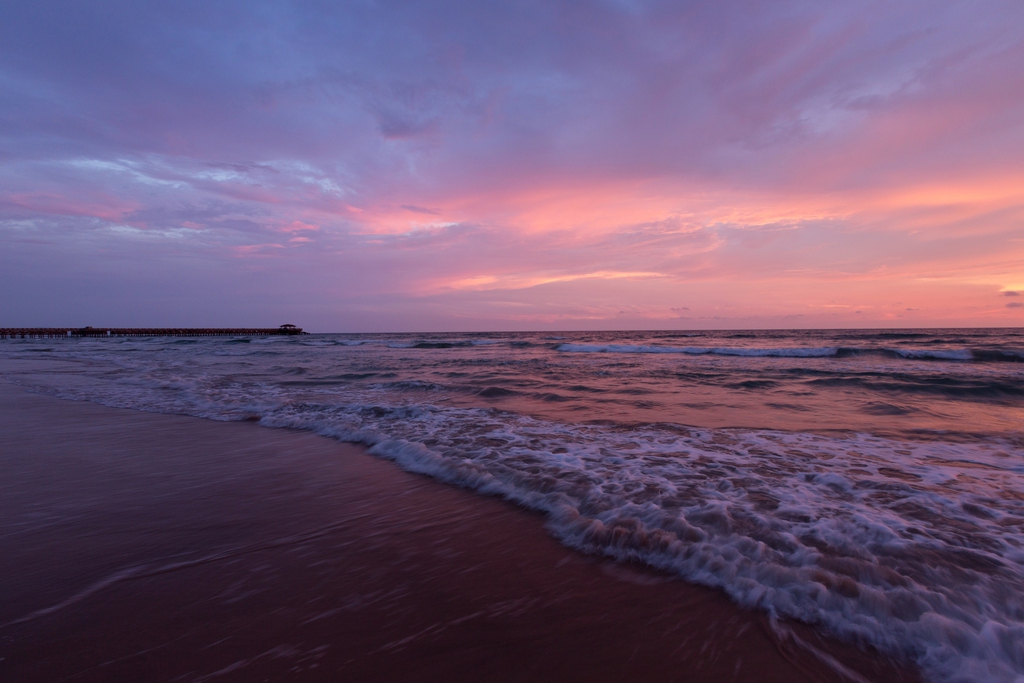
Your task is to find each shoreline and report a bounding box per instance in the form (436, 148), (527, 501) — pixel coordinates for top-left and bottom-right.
(0, 381), (920, 682)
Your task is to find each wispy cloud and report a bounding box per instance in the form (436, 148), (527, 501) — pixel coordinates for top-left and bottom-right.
(1, 0), (1022, 329)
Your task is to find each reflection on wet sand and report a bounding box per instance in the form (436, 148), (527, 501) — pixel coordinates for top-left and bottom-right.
(0, 385), (918, 682)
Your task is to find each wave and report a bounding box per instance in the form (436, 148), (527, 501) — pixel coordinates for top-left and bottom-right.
(385, 340), (474, 349)
(6, 332), (1024, 682)
(476, 386), (519, 398)
(557, 343), (1024, 362)
(375, 380), (445, 391)
(257, 403), (1024, 683)
(299, 339), (374, 346)
(556, 343), (839, 357)
(970, 349), (1024, 362)
(20, 360), (1022, 682)
(891, 348), (974, 361)
(805, 375), (1024, 399)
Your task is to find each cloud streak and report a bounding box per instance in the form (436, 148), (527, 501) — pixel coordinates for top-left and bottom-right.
(1, 0), (1023, 329)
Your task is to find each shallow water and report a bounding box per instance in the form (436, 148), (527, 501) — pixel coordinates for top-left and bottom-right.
(2, 328), (1023, 683)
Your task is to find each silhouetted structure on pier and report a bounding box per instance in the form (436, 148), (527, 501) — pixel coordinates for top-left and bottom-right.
(0, 325), (307, 339)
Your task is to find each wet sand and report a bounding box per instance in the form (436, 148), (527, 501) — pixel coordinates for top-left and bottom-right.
(0, 382), (921, 682)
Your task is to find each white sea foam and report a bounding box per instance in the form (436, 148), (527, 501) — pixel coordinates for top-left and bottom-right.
(19, 368), (1024, 681)
(557, 343), (1010, 363)
(261, 404), (1024, 683)
(4, 334), (1024, 682)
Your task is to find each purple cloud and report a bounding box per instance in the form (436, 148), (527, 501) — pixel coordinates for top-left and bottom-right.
(2, 0), (1023, 329)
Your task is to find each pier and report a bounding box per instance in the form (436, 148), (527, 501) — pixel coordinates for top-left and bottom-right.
(0, 325), (306, 339)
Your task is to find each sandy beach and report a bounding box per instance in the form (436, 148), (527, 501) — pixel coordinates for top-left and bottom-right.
(0, 380), (920, 682)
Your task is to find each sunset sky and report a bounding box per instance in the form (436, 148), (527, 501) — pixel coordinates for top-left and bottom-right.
(2, 0), (1023, 331)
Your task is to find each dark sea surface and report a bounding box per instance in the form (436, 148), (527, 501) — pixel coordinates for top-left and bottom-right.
(3, 328), (1023, 682)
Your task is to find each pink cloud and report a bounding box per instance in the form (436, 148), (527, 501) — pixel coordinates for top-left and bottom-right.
(2, 0), (1023, 329)
(280, 220), (320, 233)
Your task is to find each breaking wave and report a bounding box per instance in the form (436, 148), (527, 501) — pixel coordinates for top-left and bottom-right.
(255, 403), (1024, 683)
(557, 343), (1023, 362)
(4, 327), (1024, 682)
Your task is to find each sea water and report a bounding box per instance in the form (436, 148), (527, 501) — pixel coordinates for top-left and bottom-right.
(2, 328), (1022, 682)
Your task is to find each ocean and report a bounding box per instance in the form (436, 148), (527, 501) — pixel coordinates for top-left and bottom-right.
(3, 328), (1023, 682)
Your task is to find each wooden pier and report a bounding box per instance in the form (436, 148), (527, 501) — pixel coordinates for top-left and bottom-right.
(0, 325), (306, 339)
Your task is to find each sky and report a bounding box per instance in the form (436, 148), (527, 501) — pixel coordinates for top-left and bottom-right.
(1, 0), (1023, 332)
